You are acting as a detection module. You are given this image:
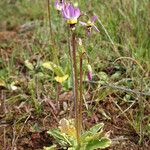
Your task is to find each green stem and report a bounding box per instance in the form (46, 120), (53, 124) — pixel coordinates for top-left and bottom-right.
(71, 31), (80, 145)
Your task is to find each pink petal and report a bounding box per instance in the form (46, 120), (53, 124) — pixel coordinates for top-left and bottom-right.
(62, 3), (70, 19)
(91, 15), (98, 23)
(74, 8), (80, 18)
(68, 4), (75, 17)
(92, 25), (100, 32)
(79, 21), (87, 26)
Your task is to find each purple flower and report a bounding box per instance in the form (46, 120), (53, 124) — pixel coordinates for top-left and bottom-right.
(54, 0), (65, 11)
(87, 64), (92, 81)
(80, 16), (99, 35)
(62, 3), (80, 28)
(87, 71), (92, 81)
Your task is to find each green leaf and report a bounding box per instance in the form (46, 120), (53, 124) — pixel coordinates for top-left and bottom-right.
(68, 147), (76, 150)
(42, 62), (53, 70)
(89, 123), (104, 134)
(64, 62), (70, 74)
(47, 129), (65, 141)
(62, 76), (72, 90)
(81, 123), (104, 142)
(24, 60), (34, 70)
(98, 89), (113, 101)
(43, 145), (57, 150)
(85, 137), (111, 150)
(81, 123), (104, 140)
(54, 74), (69, 83)
(47, 129), (70, 147)
(0, 79), (7, 89)
(98, 72), (109, 82)
(110, 71), (121, 80)
(42, 61), (64, 76)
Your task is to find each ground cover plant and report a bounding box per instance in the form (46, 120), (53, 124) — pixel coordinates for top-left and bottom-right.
(0, 0), (150, 149)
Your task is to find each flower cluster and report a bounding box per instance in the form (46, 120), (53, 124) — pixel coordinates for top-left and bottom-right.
(54, 0), (99, 34)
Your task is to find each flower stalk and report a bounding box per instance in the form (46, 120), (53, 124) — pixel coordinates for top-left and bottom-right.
(61, 2), (81, 145)
(71, 31), (80, 145)
(78, 52), (84, 136)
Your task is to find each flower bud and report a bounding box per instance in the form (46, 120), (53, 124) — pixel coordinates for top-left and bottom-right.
(87, 64), (92, 81)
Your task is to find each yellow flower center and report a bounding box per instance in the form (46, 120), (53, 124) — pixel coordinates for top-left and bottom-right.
(87, 20), (94, 27)
(67, 18), (78, 25)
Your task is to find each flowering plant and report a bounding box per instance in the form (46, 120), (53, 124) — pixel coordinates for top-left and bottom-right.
(44, 119), (111, 150)
(44, 1), (111, 149)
